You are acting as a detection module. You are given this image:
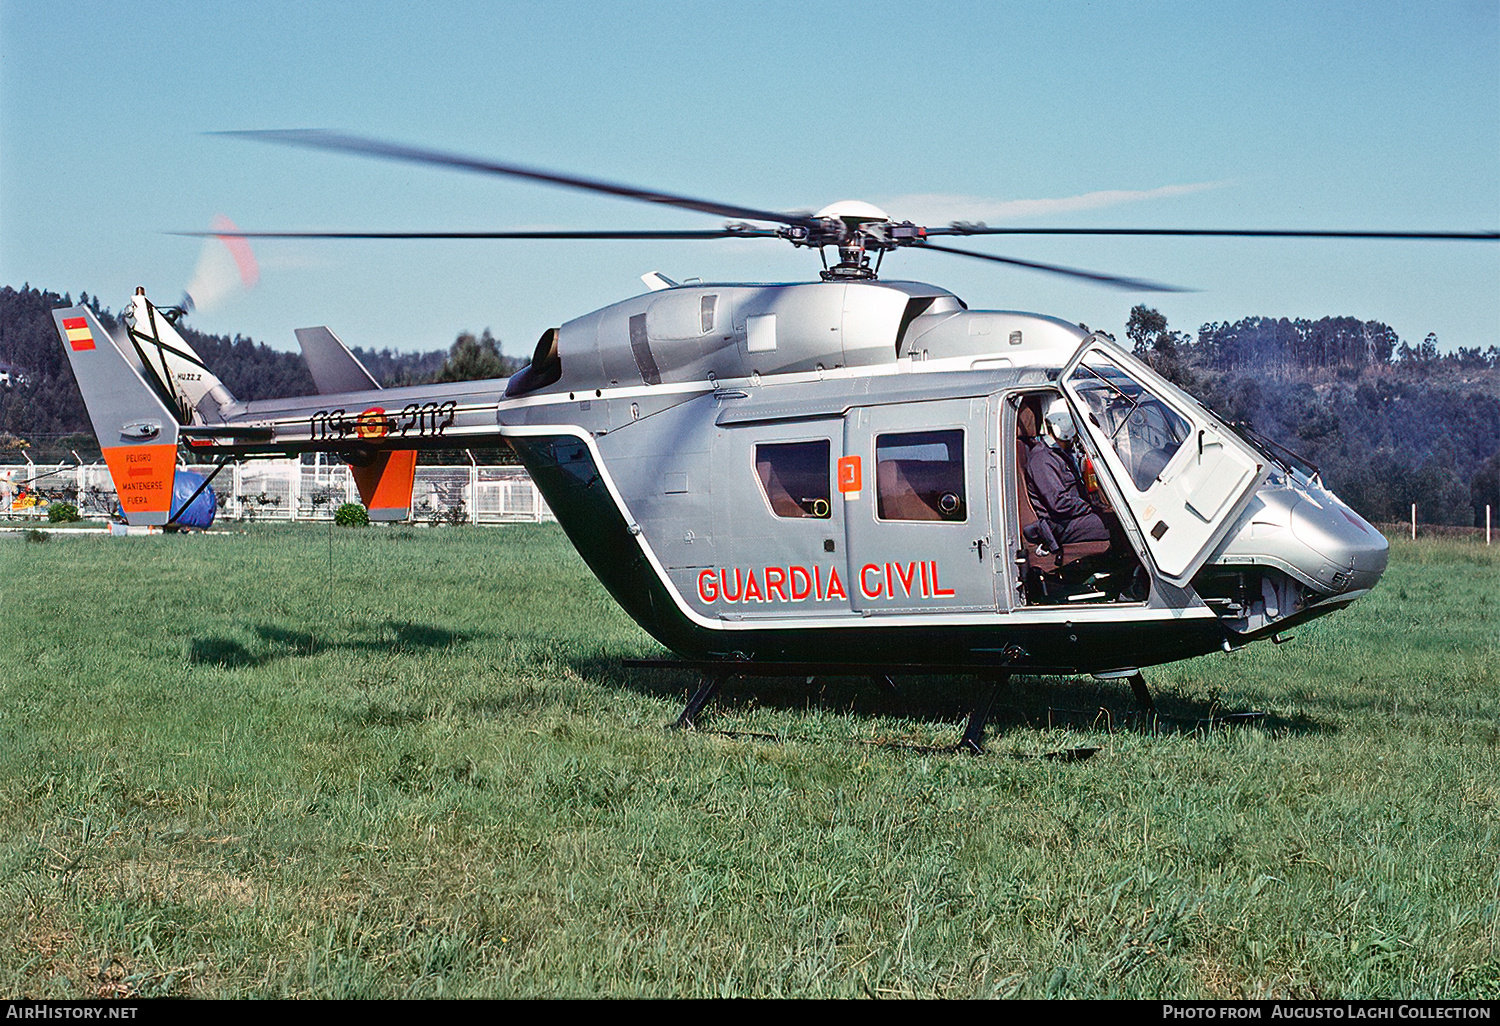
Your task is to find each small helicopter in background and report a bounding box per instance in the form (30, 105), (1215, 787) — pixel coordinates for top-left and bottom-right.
(54, 131), (1497, 748)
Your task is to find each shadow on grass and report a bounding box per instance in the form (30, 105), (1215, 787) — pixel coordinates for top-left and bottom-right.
(189, 620), (474, 668)
(565, 651), (1330, 746)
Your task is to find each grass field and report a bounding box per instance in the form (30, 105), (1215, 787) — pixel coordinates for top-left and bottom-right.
(1, 523), (1496, 999)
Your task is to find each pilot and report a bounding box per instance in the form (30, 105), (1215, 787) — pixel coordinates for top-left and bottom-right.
(1025, 398), (1112, 549)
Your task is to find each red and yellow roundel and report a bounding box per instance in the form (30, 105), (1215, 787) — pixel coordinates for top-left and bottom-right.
(356, 407), (388, 439)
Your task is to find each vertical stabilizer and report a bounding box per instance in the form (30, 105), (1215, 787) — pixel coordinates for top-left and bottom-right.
(54, 305), (180, 525)
(296, 324), (417, 521)
(350, 450), (419, 521)
(120, 289), (237, 424)
(295, 325), (381, 393)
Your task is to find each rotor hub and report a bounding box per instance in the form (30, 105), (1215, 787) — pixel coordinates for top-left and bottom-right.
(807, 201), (896, 280)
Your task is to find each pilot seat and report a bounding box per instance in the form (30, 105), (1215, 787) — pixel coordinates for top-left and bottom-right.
(1014, 395), (1144, 604)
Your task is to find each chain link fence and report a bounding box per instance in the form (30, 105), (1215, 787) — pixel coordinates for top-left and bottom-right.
(0, 458), (552, 525)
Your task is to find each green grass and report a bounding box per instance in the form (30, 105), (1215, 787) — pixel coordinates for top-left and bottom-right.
(0, 525), (1496, 998)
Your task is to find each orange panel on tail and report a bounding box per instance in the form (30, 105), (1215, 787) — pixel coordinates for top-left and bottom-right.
(101, 444), (177, 521)
(351, 450), (418, 521)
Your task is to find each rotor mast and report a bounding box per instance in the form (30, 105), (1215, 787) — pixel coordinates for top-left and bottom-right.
(788, 201), (927, 281)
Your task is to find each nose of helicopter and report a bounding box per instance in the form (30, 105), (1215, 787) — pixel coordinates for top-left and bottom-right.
(1289, 493), (1389, 594)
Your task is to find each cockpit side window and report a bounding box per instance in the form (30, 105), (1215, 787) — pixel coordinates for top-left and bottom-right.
(755, 440), (831, 519)
(875, 430), (967, 522)
(1067, 353), (1190, 491)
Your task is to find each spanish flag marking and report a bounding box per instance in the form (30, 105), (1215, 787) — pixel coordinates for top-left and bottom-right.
(62, 317), (95, 351)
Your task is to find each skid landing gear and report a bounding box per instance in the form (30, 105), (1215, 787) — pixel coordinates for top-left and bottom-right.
(1093, 669), (1156, 716)
(674, 671), (729, 731)
(958, 671), (1010, 755)
(1126, 671), (1155, 714)
(624, 656), (1035, 752)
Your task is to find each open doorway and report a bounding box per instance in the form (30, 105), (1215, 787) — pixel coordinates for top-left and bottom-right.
(1011, 390), (1147, 606)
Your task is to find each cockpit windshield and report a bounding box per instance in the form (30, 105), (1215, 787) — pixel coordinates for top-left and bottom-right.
(1228, 421), (1320, 483)
(1065, 352), (1190, 491)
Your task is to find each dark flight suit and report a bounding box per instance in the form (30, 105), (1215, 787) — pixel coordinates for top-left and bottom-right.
(1024, 439), (1112, 546)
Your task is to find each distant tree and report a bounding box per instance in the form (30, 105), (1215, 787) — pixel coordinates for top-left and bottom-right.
(434, 329), (518, 383)
(1455, 347), (1488, 372)
(1126, 305), (1189, 383)
(349, 346), (448, 387)
(1472, 452), (1500, 526)
(1127, 306), (1172, 358)
(1361, 320), (1399, 366)
(1216, 375), (1264, 429)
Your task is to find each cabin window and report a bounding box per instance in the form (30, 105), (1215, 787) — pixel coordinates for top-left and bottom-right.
(875, 430), (967, 522)
(755, 440), (831, 519)
(1067, 353), (1190, 491)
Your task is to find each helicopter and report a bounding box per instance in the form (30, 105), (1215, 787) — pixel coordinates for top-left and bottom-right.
(52, 131), (1495, 750)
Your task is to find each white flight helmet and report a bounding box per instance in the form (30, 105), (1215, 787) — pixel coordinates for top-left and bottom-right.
(1044, 397), (1077, 444)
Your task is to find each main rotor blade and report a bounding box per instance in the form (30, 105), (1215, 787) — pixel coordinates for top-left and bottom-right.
(927, 226), (1500, 241)
(919, 242), (1193, 293)
(171, 227), (782, 241)
(219, 129), (820, 230)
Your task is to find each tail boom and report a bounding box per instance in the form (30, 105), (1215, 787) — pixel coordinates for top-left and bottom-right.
(58, 290), (515, 524)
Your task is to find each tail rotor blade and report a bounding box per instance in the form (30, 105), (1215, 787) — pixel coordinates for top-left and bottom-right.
(183, 215), (261, 313)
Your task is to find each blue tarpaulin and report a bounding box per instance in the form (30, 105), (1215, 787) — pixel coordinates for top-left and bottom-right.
(170, 470), (217, 529)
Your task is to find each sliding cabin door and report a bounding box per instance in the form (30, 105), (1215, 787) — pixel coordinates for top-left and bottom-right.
(842, 399), (997, 613)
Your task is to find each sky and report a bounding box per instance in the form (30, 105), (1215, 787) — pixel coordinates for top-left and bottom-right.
(3, 0), (1497, 358)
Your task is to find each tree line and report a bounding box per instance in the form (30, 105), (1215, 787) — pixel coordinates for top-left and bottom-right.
(1125, 306), (1500, 528)
(2, 285), (1495, 526)
(0, 285), (520, 462)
